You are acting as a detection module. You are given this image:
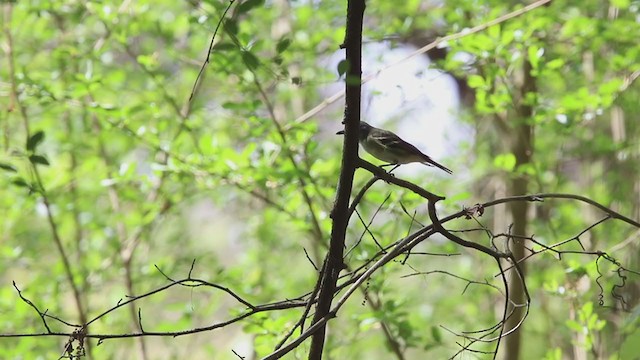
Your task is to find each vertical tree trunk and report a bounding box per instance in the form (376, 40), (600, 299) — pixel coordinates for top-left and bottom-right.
(503, 58), (535, 360)
(308, 1), (366, 359)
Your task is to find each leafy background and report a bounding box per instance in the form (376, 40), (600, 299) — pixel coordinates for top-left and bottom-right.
(1, 0), (639, 359)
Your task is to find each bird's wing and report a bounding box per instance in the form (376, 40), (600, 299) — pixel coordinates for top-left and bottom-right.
(371, 132), (412, 151)
(371, 132), (425, 157)
(371, 132), (453, 173)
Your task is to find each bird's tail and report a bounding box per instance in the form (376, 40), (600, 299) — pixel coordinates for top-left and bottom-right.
(423, 157), (453, 174)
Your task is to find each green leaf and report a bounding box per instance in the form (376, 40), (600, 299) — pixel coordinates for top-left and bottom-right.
(546, 58), (565, 70)
(467, 74), (485, 88)
(598, 78), (623, 96)
(29, 155), (50, 166)
(528, 45), (544, 70)
(241, 50), (260, 70)
(26, 131), (45, 152)
(276, 38), (291, 54)
(565, 319), (583, 332)
(12, 178), (30, 188)
(431, 326), (442, 343)
(543, 348), (563, 360)
(494, 153), (516, 171)
(500, 29), (515, 46)
(0, 162), (17, 173)
(214, 42), (236, 51)
(237, 0), (265, 14)
(223, 19), (238, 36)
(337, 59), (350, 77)
(136, 54), (159, 70)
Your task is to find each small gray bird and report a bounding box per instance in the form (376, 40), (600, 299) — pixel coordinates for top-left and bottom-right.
(337, 121), (452, 174)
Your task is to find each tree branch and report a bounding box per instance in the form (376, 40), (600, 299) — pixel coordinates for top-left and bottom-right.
(307, 0), (366, 358)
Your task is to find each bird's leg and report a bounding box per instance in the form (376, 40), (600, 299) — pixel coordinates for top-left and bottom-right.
(389, 164), (400, 173)
(381, 163), (401, 173)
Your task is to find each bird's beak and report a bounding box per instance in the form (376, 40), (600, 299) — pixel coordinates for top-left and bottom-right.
(336, 129), (345, 135)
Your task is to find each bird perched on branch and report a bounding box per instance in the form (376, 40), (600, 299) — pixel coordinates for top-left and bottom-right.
(337, 121), (452, 174)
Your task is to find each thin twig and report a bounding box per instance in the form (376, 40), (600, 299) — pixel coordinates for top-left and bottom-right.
(189, 0), (236, 103)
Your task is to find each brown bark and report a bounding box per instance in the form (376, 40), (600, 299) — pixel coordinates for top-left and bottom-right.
(307, 0), (366, 359)
(502, 58), (535, 360)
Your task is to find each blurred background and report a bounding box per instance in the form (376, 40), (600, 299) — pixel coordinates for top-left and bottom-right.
(1, 0), (639, 359)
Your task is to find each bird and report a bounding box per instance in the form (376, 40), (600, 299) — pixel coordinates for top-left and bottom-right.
(337, 121), (452, 174)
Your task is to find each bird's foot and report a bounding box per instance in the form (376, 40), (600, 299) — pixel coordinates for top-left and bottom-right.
(378, 164), (398, 183)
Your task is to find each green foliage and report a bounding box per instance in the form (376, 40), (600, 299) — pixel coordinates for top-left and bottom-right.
(0, 0), (639, 359)
(565, 302), (606, 351)
(337, 59), (350, 77)
(26, 131), (45, 152)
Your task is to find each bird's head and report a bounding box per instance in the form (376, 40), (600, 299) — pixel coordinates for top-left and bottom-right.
(336, 121), (373, 141)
